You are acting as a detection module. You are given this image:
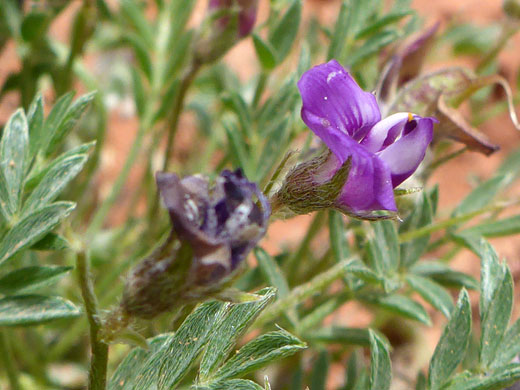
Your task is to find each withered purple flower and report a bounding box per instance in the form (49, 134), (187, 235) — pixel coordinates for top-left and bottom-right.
(120, 170), (269, 319)
(156, 169), (269, 286)
(275, 60), (435, 219)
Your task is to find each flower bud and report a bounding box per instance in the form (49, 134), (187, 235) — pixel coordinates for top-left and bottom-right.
(120, 169), (269, 319)
(193, 0), (258, 64)
(272, 151), (352, 216)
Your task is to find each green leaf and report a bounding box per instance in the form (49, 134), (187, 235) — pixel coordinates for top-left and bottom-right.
(297, 43), (311, 77)
(399, 192), (433, 268)
(369, 330), (392, 390)
(457, 215), (520, 238)
(452, 175), (510, 218)
(30, 232), (70, 251)
(130, 67), (146, 117)
(0, 265), (72, 295)
(406, 274), (454, 318)
(224, 121), (252, 178)
(428, 289), (471, 390)
(0, 109), (29, 216)
(492, 319), (520, 369)
(27, 93), (44, 157)
(443, 364), (520, 390)
(373, 220), (399, 273)
(268, 0), (301, 63)
(450, 232), (484, 256)
(211, 329), (306, 381)
(25, 141), (95, 191)
(411, 261), (479, 290)
(366, 294), (431, 325)
(255, 249), (289, 298)
(22, 154), (88, 216)
(167, 0), (195, 42)
(479, 241), (513, 368)
(223, 92), (252, 138)
(199, 288), (276, 381)
(344, 351), (361, 390)
(0, 295), (81, 326)
(348, 30), (398, 68)
(252, 34), (277, 70)
(355, 11), (413, 39)
(122, 33), (153, 80)
(120, 0), (154, 48)
(0, 202), (76, 266)
(39, 92), (74, 153)
(304, 327), (376, 346)
(44, 92), (95, 156)
(327, 0), (349, 60)
(133, 301), (225, 390)
(255, 119), (291, 182)
(329, 210), (350, 263)
(195, 379), (264, 390)
(310, 350), (329, 390)
(109, 334), (171, 390)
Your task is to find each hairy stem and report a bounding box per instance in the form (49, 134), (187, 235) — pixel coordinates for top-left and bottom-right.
(255, 258), (355, 328)
(77, 250), (108, 390)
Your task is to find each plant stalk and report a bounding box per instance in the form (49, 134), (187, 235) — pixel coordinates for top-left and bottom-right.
(255, 257), (355, 328)
(162, 61), (201, 172)
(76, 250), (108, 390)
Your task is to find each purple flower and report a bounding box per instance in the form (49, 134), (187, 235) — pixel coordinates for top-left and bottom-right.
(156, 169), (269, 286)
(121, 170), (269, 319)
(293, 60), (435, 218)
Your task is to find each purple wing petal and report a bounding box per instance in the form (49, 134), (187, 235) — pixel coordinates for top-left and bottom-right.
(333, 137), (396, 214)
(360, 112), (411, 153)
(298, 60), (381, 154)
(377, 117), (434, 187)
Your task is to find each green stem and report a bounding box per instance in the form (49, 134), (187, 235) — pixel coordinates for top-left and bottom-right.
(162, 61), (201, 172)
(76, 250), (108, 390)
(252, 72), (268, 109)
(0, 330), (21, 390)
(398, 202), (511, 243)
(145, 61), (201, 228)
(254, 258), (354, 328)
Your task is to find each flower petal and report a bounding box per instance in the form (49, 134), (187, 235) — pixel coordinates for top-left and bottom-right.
(361, 112), (411, 153)
(333, 138), (396, 213)
(377, 117), (434, 187)
(298, 60), (381, 154)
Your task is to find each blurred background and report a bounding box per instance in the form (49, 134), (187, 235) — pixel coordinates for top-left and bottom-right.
(1, 0), (520, 388)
